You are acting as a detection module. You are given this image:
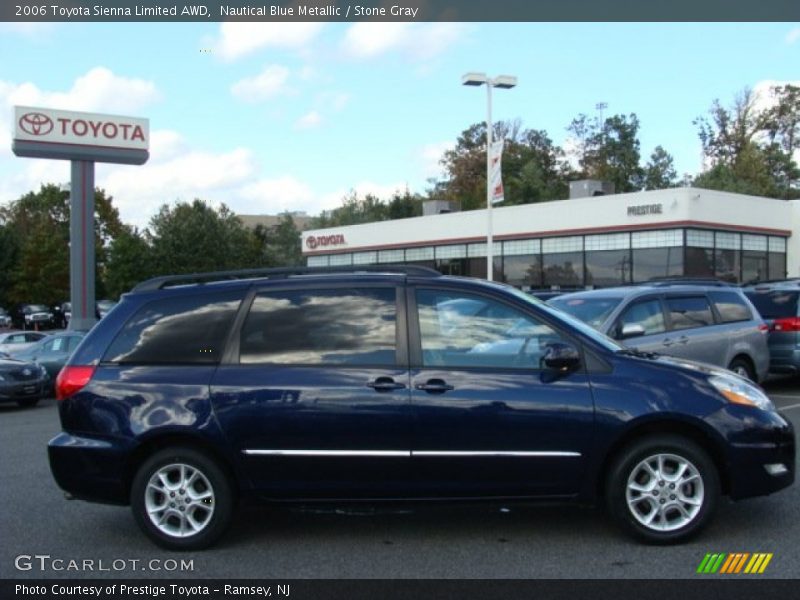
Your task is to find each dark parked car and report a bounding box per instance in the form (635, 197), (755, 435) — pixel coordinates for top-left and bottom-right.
(49, 266), (794, 550)
(548, 284), (770, 382)
(12, 304), (55, 330)
(743, 280), (800, 375)
(0, 356), (48, 407)
(12, 331), (86, 392)
(0, 308), (11, 328)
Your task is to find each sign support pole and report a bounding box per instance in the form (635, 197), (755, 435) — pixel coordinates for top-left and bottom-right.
(69, 160), (96, 331)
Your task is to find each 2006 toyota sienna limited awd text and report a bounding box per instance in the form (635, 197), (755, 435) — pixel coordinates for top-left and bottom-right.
(48, 266), (794, 550)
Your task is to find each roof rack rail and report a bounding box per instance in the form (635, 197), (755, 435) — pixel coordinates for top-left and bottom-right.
(132, 264), (441, 292)
(641, 277), (737, 288)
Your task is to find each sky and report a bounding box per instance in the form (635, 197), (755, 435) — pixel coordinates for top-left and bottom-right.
(0, 21), (798, 229)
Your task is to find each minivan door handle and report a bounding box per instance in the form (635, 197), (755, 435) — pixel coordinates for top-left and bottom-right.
(676, 335), (689, 345)
(662, 338), (675, 347)
(415, 379), (455, 393)
(366, 377), (406, 392)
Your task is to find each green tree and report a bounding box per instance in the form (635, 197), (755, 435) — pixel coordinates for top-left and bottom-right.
(643, 146), (679, 190)
(569, 113), (645, 193)
(148, 200), (261, 275)
(0, 222), (20, 308)
(252, 213), (303, 267)
(104, 227), (153, 298)
(0, 184), (123, 305)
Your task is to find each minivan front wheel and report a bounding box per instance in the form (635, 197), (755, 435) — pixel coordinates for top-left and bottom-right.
(728, 358), (755, 381)
(131, 447), (234, 550)
(606, 435), (719, 544)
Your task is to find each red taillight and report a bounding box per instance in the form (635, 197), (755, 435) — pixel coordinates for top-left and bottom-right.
(771, 317), (800, 332)
(55, 365), (96, 401)
(758, 323), (769, 333)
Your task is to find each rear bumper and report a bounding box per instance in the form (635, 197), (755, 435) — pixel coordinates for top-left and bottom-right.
(48, 432), (133, 505)
(727, 412), (795, 500)
(768, 346), (800, 375)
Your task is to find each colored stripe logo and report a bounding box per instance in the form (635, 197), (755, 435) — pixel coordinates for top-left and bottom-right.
(697, 553), (773, 574)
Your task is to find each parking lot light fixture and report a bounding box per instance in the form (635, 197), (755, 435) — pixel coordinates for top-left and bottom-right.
(462, 72), (518, 281)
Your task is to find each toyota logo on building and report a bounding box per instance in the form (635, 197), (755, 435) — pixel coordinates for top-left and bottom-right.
(19, 112), (54, 136)
(306, 234), (346, 250)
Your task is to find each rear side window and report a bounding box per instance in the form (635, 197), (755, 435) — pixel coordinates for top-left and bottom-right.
(745, 290), (799, 319)
(104, 291), (243, 364)
(709, 291), (752, 323)
(240, 287), (397, 366)
(665, 296), (714, 331)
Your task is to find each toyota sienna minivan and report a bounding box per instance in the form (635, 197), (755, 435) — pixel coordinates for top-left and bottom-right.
(48, 266), (794, 550)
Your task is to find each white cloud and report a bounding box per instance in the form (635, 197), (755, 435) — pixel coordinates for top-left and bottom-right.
(0, 23), (57, 38)
(213, 23), (325, 61)
(752, 79), (800, 114)
(317, 91), (350, 112)
(341, 23), (468, 61)
(239, 176), (316, 214)
(231, 65), (292, 102)
(786, 28), (800, 45)
(296, 110), (323, 129)
(419, 141), (454, 179)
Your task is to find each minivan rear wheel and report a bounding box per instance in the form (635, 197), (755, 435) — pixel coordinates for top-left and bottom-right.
(728, 357), (755, 381)
(131, 447), (234, 550)
(606, 435), (719, 544)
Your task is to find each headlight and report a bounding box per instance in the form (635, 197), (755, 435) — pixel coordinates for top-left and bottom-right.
(708, 374), (774, 411)
(39, 365), (48, 377)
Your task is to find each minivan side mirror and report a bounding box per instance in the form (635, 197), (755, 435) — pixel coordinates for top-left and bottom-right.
(620, 323), (645, 340)
(543, 342), (581, 372)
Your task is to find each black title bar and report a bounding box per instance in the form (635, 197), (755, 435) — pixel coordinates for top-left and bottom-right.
(3, 0), (800, 22)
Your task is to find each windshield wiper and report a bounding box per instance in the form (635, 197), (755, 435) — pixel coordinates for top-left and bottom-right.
(616, 347), (660, 360)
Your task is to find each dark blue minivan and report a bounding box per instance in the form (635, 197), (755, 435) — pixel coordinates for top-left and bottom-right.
(48, 267), (794, 550)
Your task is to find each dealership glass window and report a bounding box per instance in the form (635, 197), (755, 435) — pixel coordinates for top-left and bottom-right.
(307, 255), (329, 267)
(631, 229), (683, 249)
(715, 232), (740, 250)
(328, 253), (353, 266)
(714, 249), (740, 282)
(503, 254), (543, 288)
(405, 247), (434, 262)
(352, 251), (378, 265)
(742, 235), (767, 252)
(684, 247), (715, 277)
(632, 247), (683, 282)
(503, 239), (540, 256)
(769, 253), (787, 280)
(543, 252), (583, 288)
(435, 258), (468, 276)
(240, 288), (396, 366)
(686, 229), (714, 248)
(465, 257), (503, 280)
(435, 244), (467, 260)
(584, 233), (629, 251)
(467, 242), (501, 257)
(769, 237), (787, 253)
(378, 249), (405, 263)
(742, 250), (768, 283)
(542, 236), (582, 254)
(585, 250), (632, 287)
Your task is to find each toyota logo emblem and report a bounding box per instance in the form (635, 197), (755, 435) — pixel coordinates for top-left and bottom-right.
(22, 368), (32, 376)
(306, 237), (318, 250)
(19, 112), (54, 136)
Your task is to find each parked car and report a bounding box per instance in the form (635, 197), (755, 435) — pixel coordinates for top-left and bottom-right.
(48, 266), (794, 550)
(0, 331), (49, 355)
(743, 280), (800, 375)
(0, 308), (11, 328)
(12, 304), (56, 330)
(96, 299), (117, 319)
(13, 331), (86, 389)
(548, 284), (770, 382)
(0, 356), (48, 407)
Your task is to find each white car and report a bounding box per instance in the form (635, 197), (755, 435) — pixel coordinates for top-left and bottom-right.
(0, 331), (50, 355)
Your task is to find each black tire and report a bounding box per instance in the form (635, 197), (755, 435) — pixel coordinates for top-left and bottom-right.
(605, 435), (720, 544)
(728, 357), (756, 382)
(17, 397), (39, 408)
(131, 447), (234, 551)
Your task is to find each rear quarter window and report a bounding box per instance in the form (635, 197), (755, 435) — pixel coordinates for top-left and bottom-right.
(745, 290), (799, 319)
(665, 296), (714, 331)
(103, 291), (243, 364)
(708, 291), (753, 323)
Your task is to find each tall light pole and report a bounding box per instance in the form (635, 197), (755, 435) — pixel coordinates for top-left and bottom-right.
(462, 72), (517, 281)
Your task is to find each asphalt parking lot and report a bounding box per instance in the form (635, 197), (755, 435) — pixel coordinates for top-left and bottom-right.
(2, 380), (800, 580)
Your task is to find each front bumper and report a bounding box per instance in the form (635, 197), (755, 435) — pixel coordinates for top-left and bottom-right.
(48, 432), (134, 505)
(727, 411), (795, 500)
(0, 378), (46, 402)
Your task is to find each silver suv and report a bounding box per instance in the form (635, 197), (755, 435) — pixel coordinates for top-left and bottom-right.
(548, 283), (770, 382)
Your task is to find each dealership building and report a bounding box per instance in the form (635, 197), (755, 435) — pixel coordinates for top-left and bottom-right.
(301, 186), (800, 289)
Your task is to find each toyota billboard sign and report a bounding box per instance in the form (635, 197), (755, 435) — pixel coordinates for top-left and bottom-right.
(14, 106), (149, 151)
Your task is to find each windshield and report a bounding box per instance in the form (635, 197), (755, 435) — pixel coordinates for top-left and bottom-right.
(505, 286), (623, 352)
(97, 300), (116, 310)
(549, 295), (623, 328)
(26, 305), (49, 313)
